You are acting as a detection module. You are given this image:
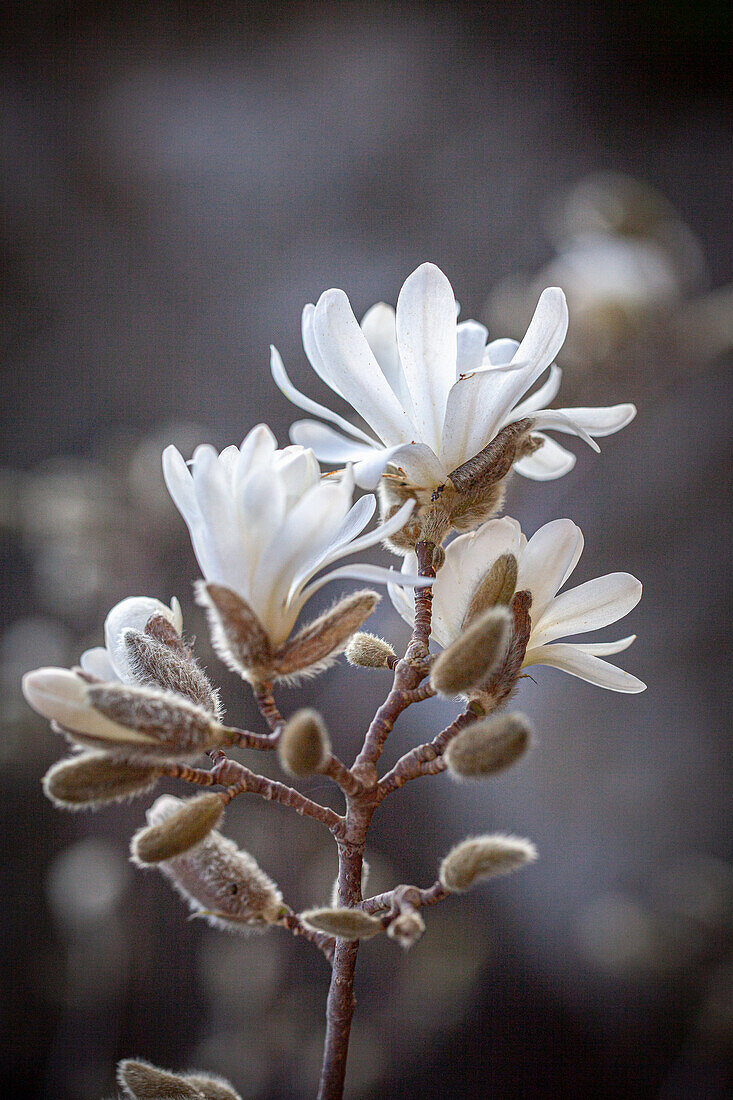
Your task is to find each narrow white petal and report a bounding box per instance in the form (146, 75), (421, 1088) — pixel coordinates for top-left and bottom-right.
(79, 647), (118, 682)
(290, 419), (378, 463)
(513, 434), (576, 480)
(396, 262), (458, 452)
(531, 573), (643, 648)
(484, 337), (520, 366)
(302, 303), (346, 400)
(550, 404), (637, 437)
(516, 520), (584, 623)
(456, 320), (489, 376)
(162, 445), (197, 521)
(567, 634), (637, 656)
(504, 364), (563, 421)
(191, 447), (249, 592)
(313, 290), (416, 446)
(300, 562), (433, 604)
(360, 302), (415, 415)
(523, 644), (646, 693)
(286, 493), (381, 599)
(526, 410), (601, 452)
(270, 346), (375, 446)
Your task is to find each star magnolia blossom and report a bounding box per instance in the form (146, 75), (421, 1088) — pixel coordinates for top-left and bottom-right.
(80, 596), (183, 683)
(162, 425), (426, 648)
(390, 517), (645, 693)
(270, 262), (636, 489)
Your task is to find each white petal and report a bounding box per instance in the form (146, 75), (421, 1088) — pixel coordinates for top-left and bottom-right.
(484, 337), (520, 366)
(190, 447), (249, 592)
(395, 263), (458, 452)
(531, 573), (643, 648)
(300, 562), (433, 605)
(360, 302), (415, 415)
(513, 435), (576, 480)
(270, 346), (375, 446)
(567, 634), (636, 656)
(505, 364), (562, 421)
(162, 445), (197, 521)
(456, 320), (489, 376)
(290, 419), (378, 463)
(522, 644), (646, 693)
(104, 596), (182, 683)
(313, 290), (415, 446)
(79, 647), (118, 682)
(549, 404), (637, 437)
(516, 520), (584, 623)
(526, 410), (600, 452)
(352, 442), (447, 491)
(22, 668), (156, 739)
(302, 303), (346, 400)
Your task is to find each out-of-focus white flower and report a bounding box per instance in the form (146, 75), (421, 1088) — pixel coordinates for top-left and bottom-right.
(80, 596), (182, 683)
(271, 262), (636, 488)
(162, 425), (426, 648)
(391, 517), (645, 693)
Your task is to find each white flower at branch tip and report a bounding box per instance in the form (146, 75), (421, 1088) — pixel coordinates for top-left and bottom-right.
(162, 424), (430, 648)
(80, 596), (183, 683)
(390, 517), (646, 693)
(270, 261), (636, 489)
(22, 667), (156, 743)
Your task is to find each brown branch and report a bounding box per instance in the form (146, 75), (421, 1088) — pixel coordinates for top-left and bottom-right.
(375, 708), (477, 800)
(359, 880), (450, 915)
(322, 755), (365, 798)
(158, 762), (216, 787)
(253, 681), (284, 732)
(210, 756), (346, 836)
(279, 908), (335, 964)
(222, 725), (279, 751)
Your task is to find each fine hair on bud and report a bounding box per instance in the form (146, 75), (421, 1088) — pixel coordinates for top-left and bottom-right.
(184, 1073), (243, 1100)
(463, 553), (518, 626)
(195, 582), (274, 683)
(143, 796), (283, 930)
(387, 909), (426, 950)
(445, 712), (532, 779)
(430, 607), (512, 696)
(278, 709), (331, 777)
(272, 590), (380, 681)
(117, 1059), (203, 1100)
(440, 834), (538, 893)
(131, 794), (225, 864)
(345, 632), (396, 669)
(43, 753), (162, 810)
(300, 907), (383, 940)
(123, 628), (222, 717)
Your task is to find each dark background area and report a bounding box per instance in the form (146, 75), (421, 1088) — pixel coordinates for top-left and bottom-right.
(1, 2), (731, 1098)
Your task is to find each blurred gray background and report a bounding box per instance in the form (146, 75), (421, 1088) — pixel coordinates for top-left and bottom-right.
(1, 2), (731, 1098)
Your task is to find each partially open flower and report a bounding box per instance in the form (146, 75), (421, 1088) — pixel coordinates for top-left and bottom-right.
(391, 516), (645, 694)
(440, 834), (538, 893)
(80, 596), (182, 684)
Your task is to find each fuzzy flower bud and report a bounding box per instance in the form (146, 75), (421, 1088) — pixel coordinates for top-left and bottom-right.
(430, 607), (511, 696)
(344, 632), (396, 669)
(131, 793), (225, 864)
(117, 1059), (204, 1099)
(444, 712), (532, 779)
(387, 908), (426, 950)
(463, 553), (518, 626)
(278, 709), (331, 777)
(184, 1073), (242, 1100)
(42, 753), (162, 810)
(439, 833), (537, 893)
(300, 907), (383, 941)
(123, 623), (221, 717)
(141, 796), (283, 931)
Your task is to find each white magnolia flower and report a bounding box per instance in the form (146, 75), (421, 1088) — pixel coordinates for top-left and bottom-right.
(162, 424), (426, 647)
(390, 517), (645, 693)
(270, 262), (636, 489)
(80, 596), (183, 684)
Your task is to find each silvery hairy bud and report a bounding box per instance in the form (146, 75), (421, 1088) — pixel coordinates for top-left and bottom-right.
(430, 607), (511, 696)
(142, 796), (283, 931)
(444, 712), (532, 779)
(184, 1073), (243, 1100)
(300, 907), (383, 941)
(439, 833), (537, 893)
(117, 1060), (204, 1100)
(387, 908), (426, 950)
(131, 793), (225, 864)
(344, 632), (396, 669)
(22, 668), (236, 761)
(123, 613), (221, 717)
(462, 553), (518, 626)
(42, 752), (162, 809)
(197, 582), (380, 683)
(278, 709), (331, 777)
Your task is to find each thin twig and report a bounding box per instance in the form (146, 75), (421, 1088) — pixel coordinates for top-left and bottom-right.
(279, 908), (335, 964)
(211, 756), (346, 836)
(375, 708), (476, 799)
(253, 681), (284, 732)
(359, 880), (450, 915)
(158, 762), (216, 786)
(322, 755), (365, 798)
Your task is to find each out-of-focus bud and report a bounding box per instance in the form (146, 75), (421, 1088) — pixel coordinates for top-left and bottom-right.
(430, 608), (511, 696)
(278, 709), (331, 777)
(184, 1073), (242, 1100)
(440, 834), (537, 893)
(117, 1059), (203, 1099)
(131, 794), (225, 864)
(273, 590), (380, 680)
(300, 907), (383, 941)
(445, 712), (532, 779)
(387, 908), (426, 950)
(142, 796), (283, 931)
(463, 553), (518, 626)
(42, 752), (162, 809)
(345, 632), (396, 669)
(123, 626), (221, 717)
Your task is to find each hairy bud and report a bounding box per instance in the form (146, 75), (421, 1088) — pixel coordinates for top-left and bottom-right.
(445, 712), (532, 779)
(195, 583), (274, 682)
(131, 793), (225, 864)
(43, 752), (162, 809)
(439, 834), (537, 893)
(142, 796), (283, 930)
(184, 1073), (242, 1100)
(278, 709), (331, 777)
(430, 608), (511, 696)
(300, 907), (383, 941)
(123, 627), (221, 717)
(345, 632), (396, 669)
(463, 554), (518, 626)
(273, 591), (380, 680)
(117, 1059), (203, 1099)
(387, 908), (426, 950)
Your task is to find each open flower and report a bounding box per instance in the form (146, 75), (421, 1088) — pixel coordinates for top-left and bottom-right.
(271, 262), (636, 490)
(80, 596), (182, 684)
(162, 426), (428, 680)
(390, 517), (645, 693)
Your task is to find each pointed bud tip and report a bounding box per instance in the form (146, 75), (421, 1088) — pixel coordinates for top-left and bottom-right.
(117, 1059), (203, 1099)
(439, 833), (537, 893)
